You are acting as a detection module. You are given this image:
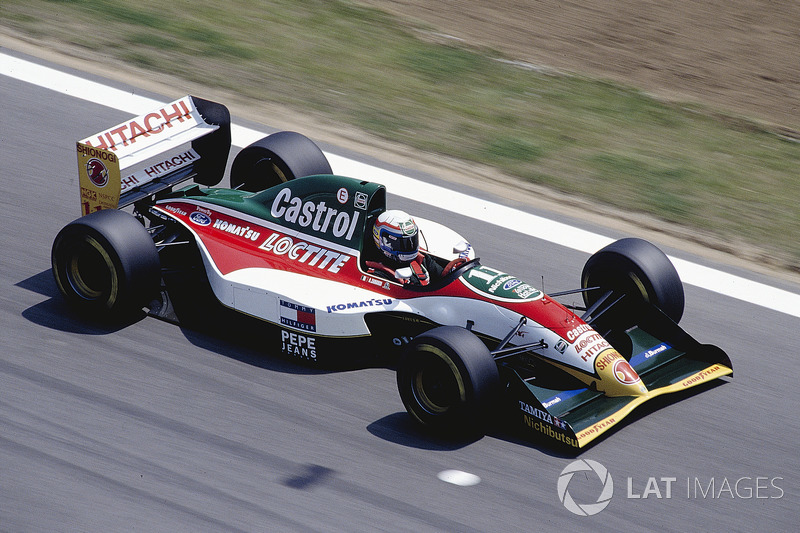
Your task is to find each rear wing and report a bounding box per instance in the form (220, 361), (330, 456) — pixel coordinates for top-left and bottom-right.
(76, 95), (231, 214)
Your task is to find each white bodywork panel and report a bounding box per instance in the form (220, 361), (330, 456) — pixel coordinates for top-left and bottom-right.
(79, 96), (217, 191)
(188, 208), (493, 338)
(224, 268), (408, 336)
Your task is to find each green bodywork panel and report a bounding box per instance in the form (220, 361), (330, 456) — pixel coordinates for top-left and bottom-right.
(174, 174), (386, 248)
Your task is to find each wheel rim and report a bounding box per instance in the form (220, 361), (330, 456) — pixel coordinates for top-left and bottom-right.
(584, 270), (649, 308)
(64, 236), (118, 304)
(410, 345), (465, 415)
(251, 158), (289, 188)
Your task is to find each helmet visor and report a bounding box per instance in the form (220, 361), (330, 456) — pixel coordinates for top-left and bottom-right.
(383, 231), (418, 253)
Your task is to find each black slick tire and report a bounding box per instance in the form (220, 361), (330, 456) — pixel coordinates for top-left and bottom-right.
(581, 237), (684, 324)
(51, 209), (160, 318)
(230, 131), (332, 192)
(397, 326), (500, 437)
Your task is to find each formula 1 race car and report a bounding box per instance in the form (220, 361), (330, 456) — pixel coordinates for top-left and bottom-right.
(52, 95), (732, 449)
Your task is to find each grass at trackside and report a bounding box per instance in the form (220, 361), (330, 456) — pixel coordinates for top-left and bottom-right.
(4, 0), (800, 269)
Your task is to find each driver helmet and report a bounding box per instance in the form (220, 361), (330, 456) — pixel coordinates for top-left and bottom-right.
(373, 210), (419, 264)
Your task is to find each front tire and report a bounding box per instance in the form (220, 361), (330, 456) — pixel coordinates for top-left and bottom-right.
(230, 131), (332, 192)
(51, 209), (160, 318)
(581, 238), (684, 324)
(397, 326), (500, 436)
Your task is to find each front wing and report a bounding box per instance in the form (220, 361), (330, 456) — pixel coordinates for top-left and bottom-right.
(503, 306), (733, 450)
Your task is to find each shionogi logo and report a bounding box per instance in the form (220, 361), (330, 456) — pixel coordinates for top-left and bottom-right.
(613, 359), (640, 385)
(86, 158), (109, 187)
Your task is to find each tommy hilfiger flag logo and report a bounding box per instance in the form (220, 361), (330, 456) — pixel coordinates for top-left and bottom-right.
(279, 300), (317, 332)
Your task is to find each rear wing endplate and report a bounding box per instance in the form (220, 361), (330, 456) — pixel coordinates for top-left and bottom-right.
(76, 95), (230, 214)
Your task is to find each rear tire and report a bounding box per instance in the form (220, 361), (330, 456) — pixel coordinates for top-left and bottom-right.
(51, 210), (160, 318)
(581, 238), (684, 324)
(230, 131), (332, 192)
(397, 326), (500, 436)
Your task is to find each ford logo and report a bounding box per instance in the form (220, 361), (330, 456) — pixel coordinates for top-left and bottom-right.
(189, 211), (212, 226)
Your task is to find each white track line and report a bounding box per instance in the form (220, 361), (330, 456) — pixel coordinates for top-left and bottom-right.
(3, 51), (799, 318)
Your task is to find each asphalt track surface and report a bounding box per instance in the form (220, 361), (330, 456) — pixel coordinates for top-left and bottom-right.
(2, 49), (798, 531)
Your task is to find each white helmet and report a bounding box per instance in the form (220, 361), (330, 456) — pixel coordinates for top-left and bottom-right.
(372, 210), (419, 264)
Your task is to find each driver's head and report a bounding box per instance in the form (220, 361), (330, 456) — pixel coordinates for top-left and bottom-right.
(373, 210), (419, 265)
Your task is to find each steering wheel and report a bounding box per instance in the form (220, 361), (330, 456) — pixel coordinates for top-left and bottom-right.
(442, 257), (469, 276)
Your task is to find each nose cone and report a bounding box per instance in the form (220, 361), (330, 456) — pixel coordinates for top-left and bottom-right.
(594, 349), (649, 397)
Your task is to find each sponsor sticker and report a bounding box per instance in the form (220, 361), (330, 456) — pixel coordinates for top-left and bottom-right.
(80, 97), (195, 153)
(76, 143), (121, 214)
(281, 330), (317, 361)
(460, 266), (542, 302)
(162, 204), (188, 217)
(270, 187), (360, 242)
(189, 211), (212, 226)
(541, 388), (585, 409)
(361, 274), (391, 289)
(213, 218), (261, 241)
(326, 298), (393, 313)
(121, 149), (199, 191)
(612, 359), (641, 385)
(259, 232), (351, 273)
(354, 191), (368, 210)
(279, 300), (316, 332)
(86, 158), (109, 187)
(628, 343), (671, 367)
(519, 401), (568, 430)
